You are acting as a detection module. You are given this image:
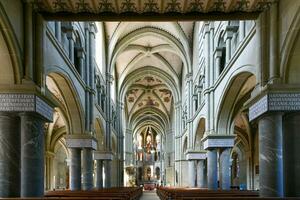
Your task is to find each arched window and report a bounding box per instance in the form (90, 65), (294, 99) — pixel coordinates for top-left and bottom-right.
(193, 85), (198, 111)
(74, 33), (84, 77)
(155, 167), (160, 180)
(182, 137), (187, 158)
(217, 33), (226, 74)
(229, 21), (240, 53)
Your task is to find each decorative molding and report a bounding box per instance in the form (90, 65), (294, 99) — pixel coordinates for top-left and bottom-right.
(94, 151), (114, 160)
(202, 134), (235, 150)
(32, 0), (275, 14)
(65, 134), (97, 150)
(32, 0), (275, 20)
(185, 150), (207, 160)
(249, 92), (300, 121)
(0, 93), (53, 121)
(249, 94), (268, 121)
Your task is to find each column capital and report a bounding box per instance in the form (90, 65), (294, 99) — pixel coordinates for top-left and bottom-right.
(61, 22), (73, 31)
(65, 134), (97, 150)
(247, 87), (300, 121)
(88, 22), (97, 35)
(224, 26), (236, 39)
(94, 151), (113, 161)
(185, 73), (193, 82)
(204, 23), (210, 34)
(106, 73), (114, 84)
(214, 47), (223, 58)
(193, 93), (198, 100)
(45, 151), (55, 158)
(116, 100), (124, 109)
(202, 134), (235, 150)
(185, 150), (207, 160)
(66, 31), (76, 40)
(0, 93), (53, 122)
(175, 101), (182, 108)
(76, 47), (85, 58)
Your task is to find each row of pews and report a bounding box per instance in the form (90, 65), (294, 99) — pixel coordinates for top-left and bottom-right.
(156, 187), (299, 200)
(0, 187), (142, 200)
(45, 187), (142, 200)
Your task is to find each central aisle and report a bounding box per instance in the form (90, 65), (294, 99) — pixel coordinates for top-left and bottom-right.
(140, 190), (160, 200)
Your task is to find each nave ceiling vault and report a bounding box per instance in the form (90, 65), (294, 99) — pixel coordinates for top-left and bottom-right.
(105, 21), (191, 134)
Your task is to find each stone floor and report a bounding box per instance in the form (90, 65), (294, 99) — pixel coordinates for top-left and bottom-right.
(140, 190), (160, 200)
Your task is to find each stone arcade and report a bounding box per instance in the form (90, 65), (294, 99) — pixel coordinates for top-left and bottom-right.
(0, 0), (300, 199)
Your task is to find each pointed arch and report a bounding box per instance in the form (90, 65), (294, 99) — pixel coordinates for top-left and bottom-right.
(46, 70), (85, 135)
(215, 65), (256, 135)
(0, 4), (22, 84)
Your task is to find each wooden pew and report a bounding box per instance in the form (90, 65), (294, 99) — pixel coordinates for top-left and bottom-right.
(44, 187), (142, 200)
(157, 186), (262, 200)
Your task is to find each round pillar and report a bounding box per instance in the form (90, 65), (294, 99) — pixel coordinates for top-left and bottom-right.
(105, 160), (111, 188)
(198, 159), (207, 188)
(188, 160), (195, 187)
(20, 113), (45, 197)
(0, 113), (20, 197)
(69, 148), (81, 190)
(220, 148), (231, 190)
(258, 113), (283, 197)
(283, 113), (300, 197)
(207, 149), (218, 190)
(82, 148), (93, 190)
(96, 160), (103, 189)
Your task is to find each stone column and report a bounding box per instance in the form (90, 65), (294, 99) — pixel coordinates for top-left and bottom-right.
(0, 113), (20, 197)
(20, 113), (45, 197)
(69, 148), (81, 191)
(45, 151), (55, 190)
(197, 87), (201, 107)
(96, 160), (103, 189)
(214, 47), (223, 80)
(219, 148), (231, 190)
(77, 48), (85, 77)
(239, 21), (245, 42)
(186, 151), (207, 188)
(198, 159), (207, 188)
(66, 31), (75, 63)
(225, 27), (233, 64)
(203, 135), (235, 190)
(193, 93), (198, 111)
(283, 112), (300, 196)
(82, 148), (94, 190)
(207, 149), (218, 190)
(258, 113), (283, 197)
(88, 24), (96, 134)
(94, 151), (113, 188)
(55, 22), (61, 42)
(269, 2), (279, 83)
(174, 103), (181, 186)
(105, 74), (113, 188)
(24, 3), (33, 80)
(66, 135), (97, 190)
(188, 160), (196, 187)
(105, 160), (112, 187)
(204, 23), (210, 89)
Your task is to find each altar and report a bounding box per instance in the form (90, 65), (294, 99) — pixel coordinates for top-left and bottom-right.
(133, 126), (163, 187)
(143, 181), (156, 190)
